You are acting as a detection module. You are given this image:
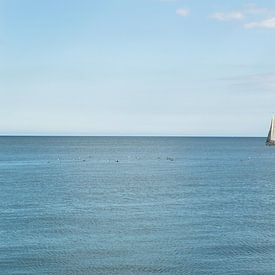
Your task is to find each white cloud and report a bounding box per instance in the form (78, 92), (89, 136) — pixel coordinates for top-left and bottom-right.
(210, 11), (245, 21)
(210, 4), (275, 30)
(176, 8), (190, 17)
(244, 17), (275, 29)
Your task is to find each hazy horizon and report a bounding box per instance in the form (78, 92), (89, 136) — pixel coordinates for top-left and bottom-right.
(0, 134), (267, 138)
(1, 0), (275, 136)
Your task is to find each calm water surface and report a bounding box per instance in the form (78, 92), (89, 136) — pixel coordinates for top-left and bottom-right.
(0, 137), (274, 274)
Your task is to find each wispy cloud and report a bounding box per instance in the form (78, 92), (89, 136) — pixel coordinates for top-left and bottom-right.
(222, 73), (275, 92)
(211, 11), (245, 21)
(244, 3), (275, 16)
(244, 17), (275, 29)
(211, 4), (275, 30)
(176, 8), (190, 17)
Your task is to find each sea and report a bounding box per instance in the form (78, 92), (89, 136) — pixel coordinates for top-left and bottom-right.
(0, 137), (274, 274)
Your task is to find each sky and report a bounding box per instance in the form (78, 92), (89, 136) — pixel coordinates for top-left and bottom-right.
(1, 0), (275, 136)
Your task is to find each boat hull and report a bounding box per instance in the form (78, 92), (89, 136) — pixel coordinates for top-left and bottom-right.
(266, 141), (275, 146)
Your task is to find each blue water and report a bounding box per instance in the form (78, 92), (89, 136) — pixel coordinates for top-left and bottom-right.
(0, 137), (274, 274)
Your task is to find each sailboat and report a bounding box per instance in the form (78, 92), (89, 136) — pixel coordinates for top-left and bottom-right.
(266, 116), (275, 145)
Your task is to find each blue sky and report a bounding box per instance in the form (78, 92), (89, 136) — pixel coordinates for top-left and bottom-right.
(1, 0), (275, 136)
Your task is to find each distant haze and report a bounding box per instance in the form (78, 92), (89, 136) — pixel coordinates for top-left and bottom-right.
(1, 0), (275, 136)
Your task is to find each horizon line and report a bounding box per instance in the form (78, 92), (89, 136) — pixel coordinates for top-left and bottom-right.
(0, 135), (265, 138)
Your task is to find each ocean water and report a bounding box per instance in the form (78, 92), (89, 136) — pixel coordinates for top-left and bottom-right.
(0, 137), (274, 274)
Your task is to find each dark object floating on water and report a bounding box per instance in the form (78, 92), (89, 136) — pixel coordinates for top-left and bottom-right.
(166, 157), (174, 161)
(115, 160), (119, 163)
(266, 115), (275, 146)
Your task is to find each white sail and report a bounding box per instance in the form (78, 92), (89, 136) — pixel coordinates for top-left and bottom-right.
(271, 116), (275, 141)
(266, 116), (275, 145)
